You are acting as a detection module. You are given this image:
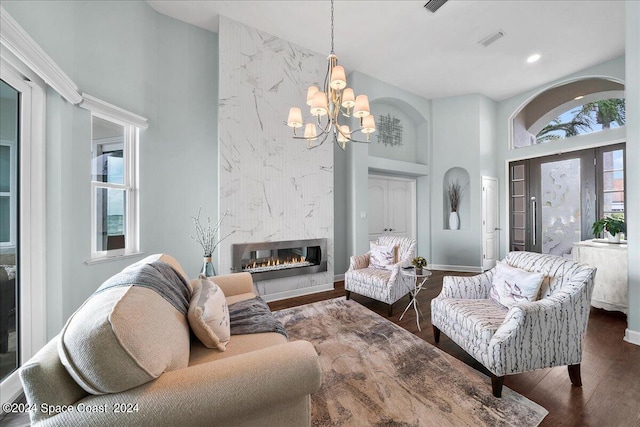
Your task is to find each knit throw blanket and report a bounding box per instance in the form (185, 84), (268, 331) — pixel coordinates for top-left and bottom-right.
(228, 296), (288, 339)
(95, 260), (190, 315)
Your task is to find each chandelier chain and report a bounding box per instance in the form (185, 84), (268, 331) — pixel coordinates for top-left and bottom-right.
(330, 0), (335, 54)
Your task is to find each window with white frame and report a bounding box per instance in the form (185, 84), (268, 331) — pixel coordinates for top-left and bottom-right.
(83, 94), (146, 261)
(0, 141), (17, 247)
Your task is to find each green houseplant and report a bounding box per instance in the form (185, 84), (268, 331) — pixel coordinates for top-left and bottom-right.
(592, 216), (626, 243)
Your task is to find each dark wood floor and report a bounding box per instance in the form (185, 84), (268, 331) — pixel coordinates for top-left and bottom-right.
(270, 272), (640, 427)
(2, 272), (638, 426)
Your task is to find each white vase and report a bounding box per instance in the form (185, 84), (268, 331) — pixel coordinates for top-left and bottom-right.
(606, 232), (620, 243)
(449, 212), (459, 230)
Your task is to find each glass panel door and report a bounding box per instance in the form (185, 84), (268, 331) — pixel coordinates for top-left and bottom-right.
(539, 157), (582, 256)
(512, 149), (598, 256)
(0, 79), (19, 381)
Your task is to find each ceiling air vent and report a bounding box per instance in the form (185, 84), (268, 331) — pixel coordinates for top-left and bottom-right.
(424, 0), (448, 13)
(478, 31), (505, 47)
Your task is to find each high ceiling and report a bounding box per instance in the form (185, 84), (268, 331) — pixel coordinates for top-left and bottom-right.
(147, 0), (625, 101)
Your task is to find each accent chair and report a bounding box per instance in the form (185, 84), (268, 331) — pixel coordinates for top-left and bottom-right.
(431, 251), (597, 397)
(345, 235), (417, 316)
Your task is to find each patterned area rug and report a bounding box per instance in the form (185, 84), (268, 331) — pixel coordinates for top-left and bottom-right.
(273, 298), (548, 427)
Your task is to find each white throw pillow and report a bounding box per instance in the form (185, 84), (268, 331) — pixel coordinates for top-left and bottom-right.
(188, 275), (231, 351)
(369, 242), (397, 270)
(489, 261), (544, 308)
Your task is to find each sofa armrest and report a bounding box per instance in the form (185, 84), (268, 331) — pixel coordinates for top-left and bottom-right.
(348, 253), (370, 271)
(436, 270), (494, 299)
(37, 340), (321, 426)
(210, 272), (255, 297)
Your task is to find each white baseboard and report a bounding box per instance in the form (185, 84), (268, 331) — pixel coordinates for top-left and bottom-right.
(261, 283), (335, 303)
(334, 273), (345, 282)
(429, 264), (483, 273)
(624, 328), (640, 346)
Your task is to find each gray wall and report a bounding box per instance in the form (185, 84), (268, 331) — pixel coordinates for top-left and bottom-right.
(336, 71), (430, 274)
(430, 94), (498, 269)
(625, 1), (639, 341)
(4, 0), (219, 337)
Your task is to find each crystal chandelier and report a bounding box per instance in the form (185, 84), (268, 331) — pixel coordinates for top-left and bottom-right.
(286, 0), (376, 150)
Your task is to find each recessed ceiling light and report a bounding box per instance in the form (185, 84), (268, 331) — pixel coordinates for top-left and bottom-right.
(574, 95), (584, 100)
(527, 54), (541, 63)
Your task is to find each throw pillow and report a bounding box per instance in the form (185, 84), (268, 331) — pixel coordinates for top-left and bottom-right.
(58, 257), (191, 395)
(188, 274), (231, 351)
(369, 242), (397, 270)
(489, 261), (544, 308)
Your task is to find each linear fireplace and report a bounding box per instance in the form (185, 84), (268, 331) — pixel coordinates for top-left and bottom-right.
(231, 238), (327, 281)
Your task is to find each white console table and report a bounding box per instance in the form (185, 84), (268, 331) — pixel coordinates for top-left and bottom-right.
(573, 240), (628, 314)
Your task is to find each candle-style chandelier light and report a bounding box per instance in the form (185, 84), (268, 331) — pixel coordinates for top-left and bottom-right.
(286, 0), (375, 150)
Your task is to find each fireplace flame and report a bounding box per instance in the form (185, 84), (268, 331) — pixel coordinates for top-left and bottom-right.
(243, 256), (311, 273)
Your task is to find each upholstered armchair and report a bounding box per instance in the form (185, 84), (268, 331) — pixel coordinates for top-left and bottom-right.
(431, 251), (596, 397)
(345, 235), (417, 316)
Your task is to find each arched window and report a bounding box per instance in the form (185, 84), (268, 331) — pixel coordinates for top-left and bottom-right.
(512, 78), (625, 148)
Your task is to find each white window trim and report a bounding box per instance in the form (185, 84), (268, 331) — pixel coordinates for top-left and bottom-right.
(0, 55), (47, 407)
(0, 138), (17, 247)
(86, 105), (143, 262)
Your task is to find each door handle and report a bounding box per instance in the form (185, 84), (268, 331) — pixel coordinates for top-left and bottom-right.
(494, 227), (501, 231)
(384, 228), (388, 231)
(389, 228), (394, 231)
(531, 196), (537, 246)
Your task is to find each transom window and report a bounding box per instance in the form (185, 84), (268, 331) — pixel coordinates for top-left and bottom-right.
(536, 98), (625, 143)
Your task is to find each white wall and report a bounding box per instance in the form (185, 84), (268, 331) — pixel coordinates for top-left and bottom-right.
(217, 17), (334, 299)
(4, 1), (219, 336)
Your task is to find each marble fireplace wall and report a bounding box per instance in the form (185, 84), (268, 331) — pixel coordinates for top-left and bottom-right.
(217, 17), (334, 299)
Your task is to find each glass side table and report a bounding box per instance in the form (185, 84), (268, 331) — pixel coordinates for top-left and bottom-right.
(399, 269), (432, 331)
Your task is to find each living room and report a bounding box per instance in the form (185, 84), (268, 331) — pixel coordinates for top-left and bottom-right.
(1, 0), (639, 426)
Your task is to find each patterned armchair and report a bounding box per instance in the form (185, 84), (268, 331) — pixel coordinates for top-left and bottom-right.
(345, 236), (417, 316)
(431, 251), (596, 397)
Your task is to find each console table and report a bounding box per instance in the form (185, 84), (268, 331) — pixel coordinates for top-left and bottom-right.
(573, 240), (628, 313)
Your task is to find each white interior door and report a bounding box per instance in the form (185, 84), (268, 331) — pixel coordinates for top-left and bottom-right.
(368, 175), (416, 242)
(368, 177), (387, 241)
(482, 176), (499, 270)
(387, 179), (413, 237)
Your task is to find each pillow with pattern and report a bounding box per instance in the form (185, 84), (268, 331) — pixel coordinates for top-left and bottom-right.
(369, 242), (397, 270)
(188, 274), (230, 351)
(489, 261), (544, 308)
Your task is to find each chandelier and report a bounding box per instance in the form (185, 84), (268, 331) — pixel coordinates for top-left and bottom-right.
(286, 0), (375, 150)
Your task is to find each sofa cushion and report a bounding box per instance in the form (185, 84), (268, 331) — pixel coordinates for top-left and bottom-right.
(431, 297), (509, 355)
(369, 242), (397, 270)
(58, 256), (191, 394)
(188, 275), (231, 351)
(489, 261), (544, 308)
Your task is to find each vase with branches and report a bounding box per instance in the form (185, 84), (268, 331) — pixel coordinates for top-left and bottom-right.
(447, 181), (463, 230)
(191, 208), (235, 276)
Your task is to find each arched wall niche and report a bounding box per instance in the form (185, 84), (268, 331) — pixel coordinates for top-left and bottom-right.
(368, 96), (426, 163)
(443, 167), (469, 230)
(510, 76), (625, 148)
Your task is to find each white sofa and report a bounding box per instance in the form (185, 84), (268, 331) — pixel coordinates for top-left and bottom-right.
(431, 251), (596, 397)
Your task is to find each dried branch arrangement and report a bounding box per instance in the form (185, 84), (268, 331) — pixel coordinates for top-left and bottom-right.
(190, 208), (235, 256)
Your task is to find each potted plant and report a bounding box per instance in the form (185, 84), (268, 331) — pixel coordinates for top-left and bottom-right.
(412, 256), (428, 275)
(592, 216), (626, 243)
(447, 181), (462, 230)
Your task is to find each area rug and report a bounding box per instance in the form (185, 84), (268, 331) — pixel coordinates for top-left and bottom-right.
(273, 298), (548, 427)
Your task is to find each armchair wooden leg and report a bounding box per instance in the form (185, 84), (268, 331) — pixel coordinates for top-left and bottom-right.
(388, 303), (393, 317)
(432, 326), (440, 343)
(490, 375), (504, 398)
(568, 364), (582, 386)
(345, 290), (351, 300)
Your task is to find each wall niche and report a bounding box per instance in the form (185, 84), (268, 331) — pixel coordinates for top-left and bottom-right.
(443, 167), (469, 230)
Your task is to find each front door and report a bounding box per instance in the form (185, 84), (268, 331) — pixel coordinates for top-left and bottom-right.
(509, 145), (625, 256)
